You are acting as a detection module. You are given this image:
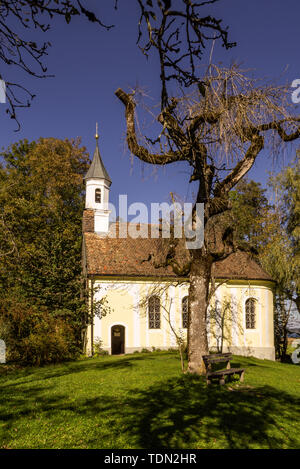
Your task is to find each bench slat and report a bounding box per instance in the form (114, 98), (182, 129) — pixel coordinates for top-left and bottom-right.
(203, 353), (231, 359)
(203, 353), (231, 360)
(207, 368), (245, 377)
(203, 357), (231, 364)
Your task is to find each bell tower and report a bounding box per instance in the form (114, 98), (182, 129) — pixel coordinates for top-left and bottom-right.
(84, 124), (111, 233)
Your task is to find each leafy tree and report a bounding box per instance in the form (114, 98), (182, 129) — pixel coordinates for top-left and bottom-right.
(229, 165), (300, 361)
(266, 158), (300, 309)
(230, 179), (270, 254)
(260, 159), (300, 360)
(0, 137), (90, 363)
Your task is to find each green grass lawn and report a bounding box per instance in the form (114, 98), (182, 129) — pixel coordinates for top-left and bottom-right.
(0, 351), (299, 449)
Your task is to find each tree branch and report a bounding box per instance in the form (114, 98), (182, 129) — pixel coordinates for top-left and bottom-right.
(0, 0), (113, 128)
(213, 134), (264, 197)
(115, 88), (185, 165)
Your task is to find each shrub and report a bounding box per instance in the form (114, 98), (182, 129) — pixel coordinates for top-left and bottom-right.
(0, 300), (78, 366)
(93, 338), (109, 356)
(11, 317), (76, 366)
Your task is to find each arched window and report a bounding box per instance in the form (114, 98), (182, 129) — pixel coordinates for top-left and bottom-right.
(95, 188), (101, 203)
(245, 298), (256, 329)
(182, 296), (188, 329)
(148, 296), (161, 329)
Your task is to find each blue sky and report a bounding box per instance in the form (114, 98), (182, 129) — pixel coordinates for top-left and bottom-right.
(1, 0), (300, 212)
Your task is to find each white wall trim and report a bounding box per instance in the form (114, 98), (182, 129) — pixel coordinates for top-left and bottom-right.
(133, 284), (140, 348)
(265, 289), (269, 347)
(231, 288), (238, 347)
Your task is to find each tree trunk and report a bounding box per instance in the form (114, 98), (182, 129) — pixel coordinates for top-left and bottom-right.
(187, 256), (212, 375)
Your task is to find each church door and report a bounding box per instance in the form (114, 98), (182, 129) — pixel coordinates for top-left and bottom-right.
(111, 325), (125, 355)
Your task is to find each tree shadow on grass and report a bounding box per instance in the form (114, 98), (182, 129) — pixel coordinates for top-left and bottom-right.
(0, 353), (158, 386)
(0, 356), (299, 449)
(84, 375), (300, 449)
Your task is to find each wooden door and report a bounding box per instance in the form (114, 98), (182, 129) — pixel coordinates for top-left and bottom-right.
(111, 325), (125, 355)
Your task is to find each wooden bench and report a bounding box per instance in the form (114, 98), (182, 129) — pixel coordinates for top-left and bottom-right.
(202, 353), (245, 385)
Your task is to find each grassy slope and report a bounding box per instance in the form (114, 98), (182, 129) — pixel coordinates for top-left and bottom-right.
(0, 352), (299, 449)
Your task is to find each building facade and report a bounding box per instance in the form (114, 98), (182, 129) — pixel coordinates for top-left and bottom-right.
(82, 136), (276, 361)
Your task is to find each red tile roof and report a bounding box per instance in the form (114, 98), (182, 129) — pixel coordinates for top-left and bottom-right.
(83, 223), (273, 282)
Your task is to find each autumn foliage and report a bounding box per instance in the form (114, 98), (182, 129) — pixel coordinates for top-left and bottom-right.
(0, 138), (89, 365)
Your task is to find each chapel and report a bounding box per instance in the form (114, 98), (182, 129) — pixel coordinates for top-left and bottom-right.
(82, 133), (275, 360)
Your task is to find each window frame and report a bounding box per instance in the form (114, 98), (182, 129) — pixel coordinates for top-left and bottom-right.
(95, 188), (101, 204)
(148, 296), (161, 329)
(245, 297), (257, 330)
(182, 296), (189, 329)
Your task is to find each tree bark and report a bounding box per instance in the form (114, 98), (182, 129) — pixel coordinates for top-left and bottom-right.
(187, 255), (212, 375)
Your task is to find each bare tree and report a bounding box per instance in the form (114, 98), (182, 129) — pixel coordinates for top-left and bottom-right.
(208, 295), (243, 354)
(0, 0), (113, 129)
(133, 0), (235, 110)
(1, 0), (234, 129)
(116, 59), (300, 374)
(138, 280), (189, 372)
